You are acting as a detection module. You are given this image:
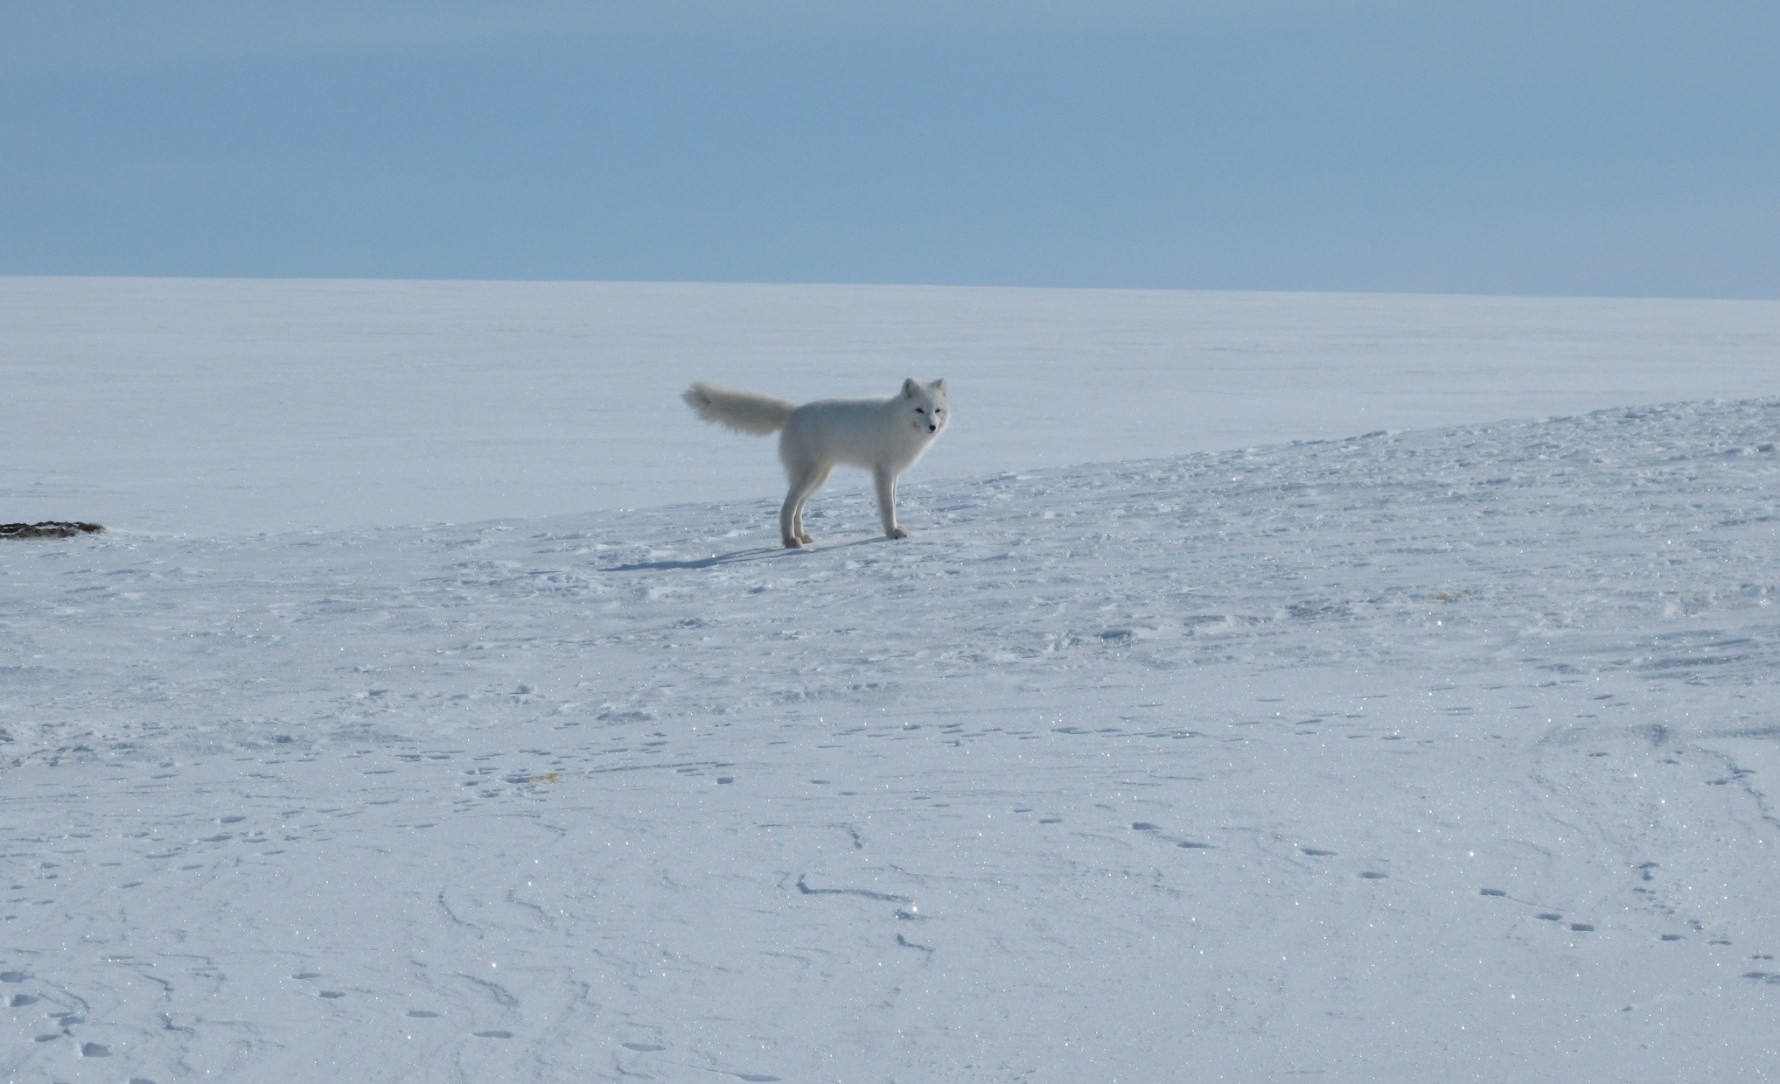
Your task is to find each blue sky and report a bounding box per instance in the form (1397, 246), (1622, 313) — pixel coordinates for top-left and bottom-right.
(3, 1), (1777, 297)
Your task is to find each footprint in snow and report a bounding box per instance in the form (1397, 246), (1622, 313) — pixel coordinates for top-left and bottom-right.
(622, 1042), (665, 1052)
(474, 1030), (514, 1039)
(1131, 821), (1215, 849)
(1480, 888), (1595, 931)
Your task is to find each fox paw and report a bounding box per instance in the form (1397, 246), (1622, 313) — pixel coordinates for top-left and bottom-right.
(798, 532), (814, 545)
(886, 527), (909, 540)
(782, 537), (804, 549)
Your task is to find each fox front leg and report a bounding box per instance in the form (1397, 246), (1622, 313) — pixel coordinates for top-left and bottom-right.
(874, 465), (908, 540)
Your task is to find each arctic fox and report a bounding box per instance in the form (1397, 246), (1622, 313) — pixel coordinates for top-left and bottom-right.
(683, 378), (949, 548)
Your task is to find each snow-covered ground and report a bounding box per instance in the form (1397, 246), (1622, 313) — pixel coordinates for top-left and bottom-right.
(5, 278), (1780, 1082)
(6, 277), (1780, 535)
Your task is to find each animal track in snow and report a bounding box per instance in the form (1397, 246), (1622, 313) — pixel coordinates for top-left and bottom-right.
(795, 874), (911, 904)
(1478, 888), (1617, 935)
(1127, 821), (1217, 849)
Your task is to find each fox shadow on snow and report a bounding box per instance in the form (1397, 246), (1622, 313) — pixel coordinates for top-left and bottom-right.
(601, 533), (890, 572)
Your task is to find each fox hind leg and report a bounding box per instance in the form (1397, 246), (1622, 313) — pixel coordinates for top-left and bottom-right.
(781, 463), (830, 548)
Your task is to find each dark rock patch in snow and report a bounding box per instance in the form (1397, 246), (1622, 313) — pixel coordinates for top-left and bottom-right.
(1, 521), (104, 539)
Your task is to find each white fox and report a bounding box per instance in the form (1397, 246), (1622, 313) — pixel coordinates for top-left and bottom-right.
(683, 378), (949, 548)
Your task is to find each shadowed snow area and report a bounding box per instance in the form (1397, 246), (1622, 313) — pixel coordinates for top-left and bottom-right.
(7, 386), (1780, 1080)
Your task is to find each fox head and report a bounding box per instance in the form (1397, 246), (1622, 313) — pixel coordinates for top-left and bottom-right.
(902, 377), (949, 437)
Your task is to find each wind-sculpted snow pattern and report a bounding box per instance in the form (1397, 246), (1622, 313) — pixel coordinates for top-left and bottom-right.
(6, 398), (1780, 1081)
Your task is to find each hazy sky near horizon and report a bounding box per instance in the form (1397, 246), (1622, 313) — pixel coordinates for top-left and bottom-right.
(3, 1), (1777, 298)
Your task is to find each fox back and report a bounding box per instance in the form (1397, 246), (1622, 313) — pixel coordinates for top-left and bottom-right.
(780, 378), (948, 472)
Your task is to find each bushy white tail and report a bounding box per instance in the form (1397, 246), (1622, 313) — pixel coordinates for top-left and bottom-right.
(682, 382), (796, 436)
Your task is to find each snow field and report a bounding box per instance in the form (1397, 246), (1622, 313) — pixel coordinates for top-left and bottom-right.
(7, 387), (1780, 1081)
(6, 276), (1780, 535)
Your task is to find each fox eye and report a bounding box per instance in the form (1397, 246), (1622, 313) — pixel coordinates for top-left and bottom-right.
(915, 407), (926, 413)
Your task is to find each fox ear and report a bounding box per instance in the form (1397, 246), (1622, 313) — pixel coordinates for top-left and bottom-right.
(932, 378), (947, 393)
(903, 378), (918, 398)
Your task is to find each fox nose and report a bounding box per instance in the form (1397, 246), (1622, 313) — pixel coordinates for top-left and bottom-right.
(927, 423), (937, 432)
